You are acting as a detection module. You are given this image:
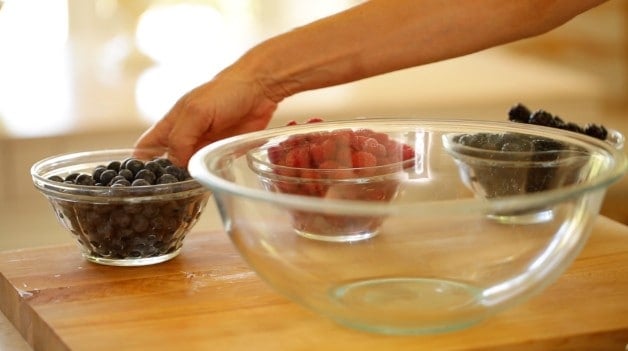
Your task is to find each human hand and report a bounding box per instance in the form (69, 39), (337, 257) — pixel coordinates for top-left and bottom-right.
(134, 69), (278, 167)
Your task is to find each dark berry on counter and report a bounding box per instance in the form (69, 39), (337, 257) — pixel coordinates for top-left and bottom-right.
(508, 103), (531, 123)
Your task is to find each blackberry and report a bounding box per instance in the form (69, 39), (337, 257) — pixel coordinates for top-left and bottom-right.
(528, 110), (556, 127)
(508, 103), (609, 141)
(584, 123), (608, 140)
(562, 122), (583, 134)
(508, 103), (531, 123)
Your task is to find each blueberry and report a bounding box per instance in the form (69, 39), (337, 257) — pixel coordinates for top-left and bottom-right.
(65, 173), (80, 182)
(75, 173), (96, 186)
(144, 161), (162, 174)
(111, 179), (131, 187)
(155, 158), (173, 168)
(92, 166), (107, 182)
(157, 174), (178, 184)
(135, 169), (157, 184)
(132, 178), (151, 187)
(99, 169), (117, 185)
(118, 168), (134, 182)
(165, 165), (183, 179)
(48, 175), (64, 183)
(125, 159), (145, 176)
(107, 161), (121, 172)
(108, 175), (127, 185)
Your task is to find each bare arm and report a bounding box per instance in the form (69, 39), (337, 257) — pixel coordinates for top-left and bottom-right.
(241, 0), (608, 100)
(135, 0), (608, 165)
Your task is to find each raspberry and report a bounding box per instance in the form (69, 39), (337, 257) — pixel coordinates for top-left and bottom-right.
(309, 144), (326, 166)
(361, 137), (386, 157)
(283, 146), (311, 168)
(306, 117), (324, 124)
(319, 160), (340, 169)
(352, 151), (377, 168)
(335, 147), (353, 168)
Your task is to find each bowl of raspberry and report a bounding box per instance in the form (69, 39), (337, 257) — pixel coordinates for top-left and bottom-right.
(188, 117), (626, 335)
(246, 120), (415, 242)
(31, 148), (211, 266)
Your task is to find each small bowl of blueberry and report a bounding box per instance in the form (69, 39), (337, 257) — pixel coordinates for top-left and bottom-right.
(246, 120), (415, 242)
(31, 148), (211, 266)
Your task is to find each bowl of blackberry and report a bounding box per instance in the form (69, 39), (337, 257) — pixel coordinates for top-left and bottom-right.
(443, 103), (625, 223)
(247, 118), (415, 242)
(188, 117), (625, 335)
(31, 148), (211, 266)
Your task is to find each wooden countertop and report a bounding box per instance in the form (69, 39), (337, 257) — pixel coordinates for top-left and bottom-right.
(1, 216), (627, 351)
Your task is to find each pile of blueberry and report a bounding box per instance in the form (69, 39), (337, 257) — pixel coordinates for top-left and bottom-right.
(47, 157), (209, 261)
(508, 103), (608, 141)
(48, 157), (191, 187)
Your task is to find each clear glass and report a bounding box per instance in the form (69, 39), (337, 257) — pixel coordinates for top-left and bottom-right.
(31, 149), (211, 266)
(189, 118), (626, 335)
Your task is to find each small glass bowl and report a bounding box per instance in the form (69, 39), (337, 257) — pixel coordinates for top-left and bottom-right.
(247, 140), (414, 242)
(443, 128), (625, 224)
(31, 148), (211, 266)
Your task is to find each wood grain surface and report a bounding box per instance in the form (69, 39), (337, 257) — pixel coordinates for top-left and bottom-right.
(1, 216), (627, 351)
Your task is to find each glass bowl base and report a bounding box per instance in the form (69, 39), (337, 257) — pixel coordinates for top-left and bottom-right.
(487, 208), (554, 225)
(327, 277), (487, 335)
(82, 248), (182, 266)
(294, 228), (379, 242)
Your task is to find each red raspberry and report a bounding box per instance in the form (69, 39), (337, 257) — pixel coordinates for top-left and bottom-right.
(335, 147), (352, 168)
(352, 151), (377, 168)
(309, 144), (326, 166)
(402, 144), (415, 161)
(267, 146), (284, 164)
(307, 117), (324, 124)
(284, 146), (311, 168)
(361, 137), (386, 157)
(321, 138), (337, 161)
(319, 160), (340, 169)
(330, 129), (352, 146)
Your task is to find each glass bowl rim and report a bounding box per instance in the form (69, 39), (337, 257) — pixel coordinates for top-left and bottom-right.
(31, 148), (209, 201)
(189, 118), (627, 216)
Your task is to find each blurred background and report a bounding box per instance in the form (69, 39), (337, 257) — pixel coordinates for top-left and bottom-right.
(0, 0), (626, 250)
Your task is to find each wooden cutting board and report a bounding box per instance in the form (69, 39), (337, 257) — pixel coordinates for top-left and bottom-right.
(1, 216), (627, 351)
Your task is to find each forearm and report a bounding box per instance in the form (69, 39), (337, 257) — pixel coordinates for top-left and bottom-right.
(229, 0), (608, 101)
